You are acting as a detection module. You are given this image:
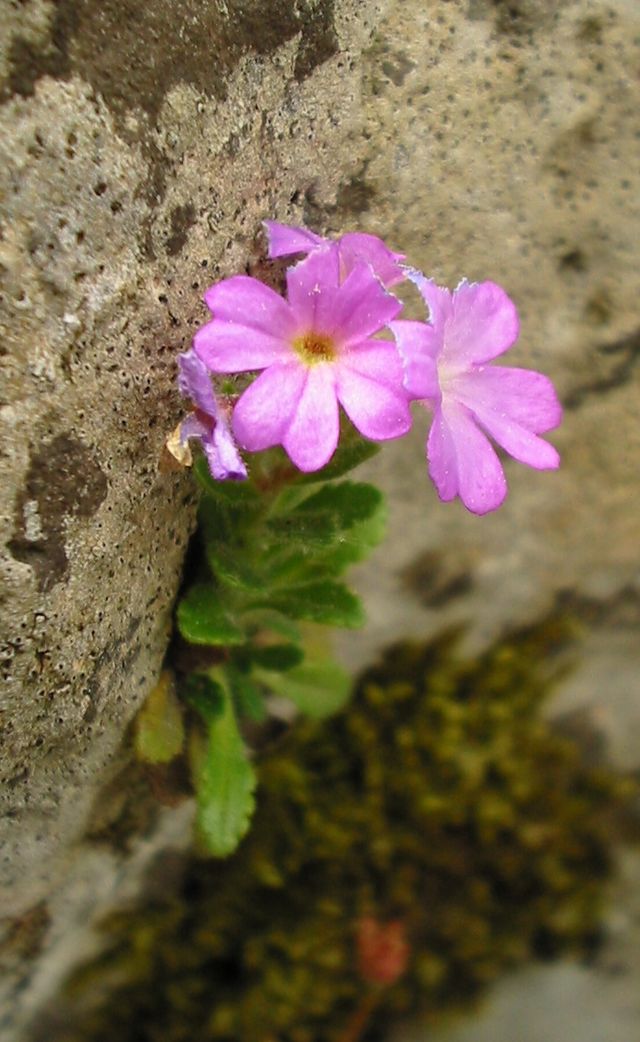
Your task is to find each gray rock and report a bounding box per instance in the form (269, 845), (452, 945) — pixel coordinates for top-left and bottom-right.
(335, 0), (640, 678)
(336, 3), (640, 1040)
(0, 1), (382, 1036)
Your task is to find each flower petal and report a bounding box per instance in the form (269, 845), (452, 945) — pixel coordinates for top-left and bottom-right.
(263, 220), (325, 258)
(335, 363), (412, 442)
(203, 275), (296, 339)
(232, 364), (306, 451)
(427, 400), (507, 515)
(453, 366), (562, 433)
(444, 280), (520, 366)
(341, 338), (407, 389)
(208, 422), (248, 481)
(390, 319), (441, 400)
(177, 349), (219, 415)
(177, 405), (247, 481)
(337, 232), (406, 287)
(455, 398), (560, 471)
(407, 272), (453, 328)
(329, 262), (403, 346)
(194, 321), (291, 372)
(452, 366), (561, 469)
(179, 413), (209, 444)
(282, 365), (340, 472)
(285, 246), (342, 333)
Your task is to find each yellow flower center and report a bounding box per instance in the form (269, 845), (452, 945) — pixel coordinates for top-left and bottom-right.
(293, 331), (336, 365)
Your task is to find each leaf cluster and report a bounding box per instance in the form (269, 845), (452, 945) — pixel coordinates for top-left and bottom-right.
(144, 432), (386, 855)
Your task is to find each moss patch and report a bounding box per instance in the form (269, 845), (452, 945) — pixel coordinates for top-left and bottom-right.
(64, 620), (629, 1042)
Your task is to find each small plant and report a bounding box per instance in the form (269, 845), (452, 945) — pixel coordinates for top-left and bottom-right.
(148, 220), (563, 857)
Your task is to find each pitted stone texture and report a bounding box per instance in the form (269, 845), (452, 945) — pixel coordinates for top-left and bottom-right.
(332, 0), (640, 672)
(0, 2), (382, 1036)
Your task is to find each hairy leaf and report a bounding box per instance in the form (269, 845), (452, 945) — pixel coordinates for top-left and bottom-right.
(314, 500), (388, 573)
(264, 581), (364, 628)
(177, 585), (244, 646)
(206, 541), (265, 592)
(295, 482), (382, 524)
(189, 675), (256, 857)
(183, 672), (225, 720)
(256, 658), (352, 719)
(267, 482), (383, 547)
(250, 643), (304, 672)
(226, 666), (267, 722)
(240, 608), (302, 643)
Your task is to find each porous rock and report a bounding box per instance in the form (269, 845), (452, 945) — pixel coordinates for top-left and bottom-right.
(0, 1), (382, 1036)
(333, 6), (640, 1036)
(334, 0), (640, 696)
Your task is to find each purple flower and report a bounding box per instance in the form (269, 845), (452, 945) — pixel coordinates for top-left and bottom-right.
(193, 245), (412, 473)
(172, 349), (247, 481)
(391, 275), (562, 515)
(263, 219), (406, 288)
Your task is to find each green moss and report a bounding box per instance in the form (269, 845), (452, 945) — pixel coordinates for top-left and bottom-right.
(66, 620), (630, 1042)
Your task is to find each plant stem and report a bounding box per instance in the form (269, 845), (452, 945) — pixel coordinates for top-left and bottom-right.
(336, 991), (380, 1042)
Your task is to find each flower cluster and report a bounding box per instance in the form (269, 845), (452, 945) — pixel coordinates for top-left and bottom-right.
(175, 221), (561, 514)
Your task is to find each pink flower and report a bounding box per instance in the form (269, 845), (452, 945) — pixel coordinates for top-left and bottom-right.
(173, 349), (247, 481)
(263, 219), (406, 288)
(391, 275), (562, 515)
(193, 246), (411, 473)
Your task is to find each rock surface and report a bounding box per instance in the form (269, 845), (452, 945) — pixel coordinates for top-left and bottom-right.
(335, 0), (640, 672)
(0, 1), (382, 1037)
(336, 2), (640, 1039)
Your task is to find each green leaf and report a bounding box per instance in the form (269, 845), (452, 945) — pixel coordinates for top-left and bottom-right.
(267, 484), (315, 518)
(135, 671), (185, 764)
(261, 543), (358, 589)
(177, 585), (244, 646)
(296, 481), (382, 523)
(250, 643), (304, 672)
(182, 672), (225, 720)
(266, 494), (387, 584)
(298, 432), (380, 483)
(206, 541), (265, 592)
(314, 498), (388, 574)
(262, 548), (314, 586)
(349, 498), (387, 551)
(226, 666), (267, 722)
(198, 491), (252, 549)
(195, 460), (262, 551)
(266, 512), (338, 548)
(256, 658), (352, 719)
(189, 674), (256, 857)
(264, 580), (365, 628)
(194, 455), (260, 506)
(240, 608), (302, 643)
(196, 495), (235, 548)
(267, 482), (383, 547)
